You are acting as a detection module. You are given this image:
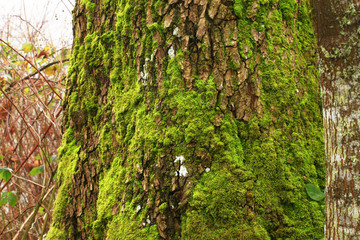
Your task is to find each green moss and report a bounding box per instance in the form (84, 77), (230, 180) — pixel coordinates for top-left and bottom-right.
(94, 152), (159, 238)
(101, 31), (115, 45)
(46, 128), (80, 239)
(104, 210), (159, 240)
(279, 0), (297, 22)
(45, 227), (67, 240)
(85, 1), (96, 12)
(148, 23), (161, 32)
(233, 0), (245, 18)
(80, 0), (97, 29)
(182, 167), (269, 239)
(158, 202), (168, 214)
(229, 1), (324, 238)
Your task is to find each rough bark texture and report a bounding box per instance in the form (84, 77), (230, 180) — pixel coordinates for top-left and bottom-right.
(312, 1), (360, 239)
(47, 0), (324, 239)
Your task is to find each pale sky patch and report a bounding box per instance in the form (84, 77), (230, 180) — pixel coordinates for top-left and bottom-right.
(0, 0), (75, 48)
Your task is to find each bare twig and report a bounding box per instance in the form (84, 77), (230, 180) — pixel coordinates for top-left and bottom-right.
(20, 169), (57, 240)
(0, 109), (60, 193)
(0, 39), (62, 100)
(11, 174), (45, 188)
(5, 58), (69, 92)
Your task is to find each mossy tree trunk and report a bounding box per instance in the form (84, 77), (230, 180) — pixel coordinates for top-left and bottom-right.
(46, 0), (324, 239)
(311, 1), (360, 239)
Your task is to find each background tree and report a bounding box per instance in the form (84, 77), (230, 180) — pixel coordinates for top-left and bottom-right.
(46, 0), (324, 239)
(311, 1), (360, 239)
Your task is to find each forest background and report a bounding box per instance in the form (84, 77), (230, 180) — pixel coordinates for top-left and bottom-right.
(0, 1), (74, 238)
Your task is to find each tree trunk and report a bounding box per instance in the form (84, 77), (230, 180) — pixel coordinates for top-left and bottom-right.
(311, 1), (360, 239)
(46, 0), (324, 239)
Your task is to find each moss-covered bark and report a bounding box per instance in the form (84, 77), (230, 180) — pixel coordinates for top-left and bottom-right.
(47, 0), (324, 239)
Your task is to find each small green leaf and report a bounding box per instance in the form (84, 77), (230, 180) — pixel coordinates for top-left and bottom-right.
(22, 42), (33, 53)
(7, 192), (17, 206)
(0, 167), (12, 181)
(38, 207), (44, 215)
(0, 196), (7, 206)
(305, 184), (325, 201)
(29, 165), (44, 176)
(1, 192), (17, 207)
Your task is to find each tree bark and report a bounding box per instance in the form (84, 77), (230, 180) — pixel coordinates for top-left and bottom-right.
(47, 0), (324, 239)
(312, 0), (360, 239)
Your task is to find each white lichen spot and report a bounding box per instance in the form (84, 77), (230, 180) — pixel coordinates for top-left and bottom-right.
(146, 218), (151, 224)
(174, 155), (188, 177)
(173, 27), (179, 36)
(174, 155), (185, 164)
(140, 70), (148, 82)
(205, 167), (211, 173)
(176, 165), (188, 177)
(168, 46), (175, 59)
(140, 58), (151, 86)
(136, 205), (141, 213)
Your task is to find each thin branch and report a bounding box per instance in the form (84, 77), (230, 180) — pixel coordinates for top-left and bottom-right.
(5, 59), (69, 92)
(11, 174), (45, 188)
(20, 169), (57, 240)
(0, 106), (61, 193)
(0, 39), (62, 100)
(0, 206), (34, 235)
(38, 183), (57, 240)
(0, 88), (41, 145)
